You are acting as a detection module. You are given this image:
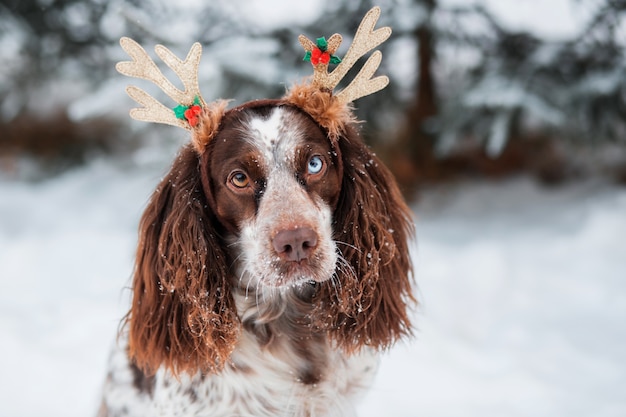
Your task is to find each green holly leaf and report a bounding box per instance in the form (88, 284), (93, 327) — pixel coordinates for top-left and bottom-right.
(303, 51), (312, 62)
(316, 37), (328, 52)
(173, 104), (188, 119)
(330, 55), (342, 65)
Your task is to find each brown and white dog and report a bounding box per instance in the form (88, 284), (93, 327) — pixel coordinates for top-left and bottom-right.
(98, 98), (415, 417)
(101, 7), (414, 415)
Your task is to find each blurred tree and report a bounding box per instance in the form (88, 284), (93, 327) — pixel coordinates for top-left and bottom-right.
(428, 0), (626, 183)
(0, 0), (109, 115)
(385, 0), (437, 187)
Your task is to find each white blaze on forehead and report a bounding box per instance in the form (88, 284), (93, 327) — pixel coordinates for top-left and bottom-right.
(245, 107), (306, 164)
(247, 108), (284, 151)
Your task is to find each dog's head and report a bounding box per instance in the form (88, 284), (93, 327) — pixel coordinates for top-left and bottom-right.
(127, 100), (414, 376)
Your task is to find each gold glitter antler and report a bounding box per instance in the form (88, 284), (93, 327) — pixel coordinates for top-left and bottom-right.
(298, 6), (392, 103)
(116, 37), (206, 130)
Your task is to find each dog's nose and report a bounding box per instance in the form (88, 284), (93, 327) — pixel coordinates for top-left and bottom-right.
(272, 227), (318, 262)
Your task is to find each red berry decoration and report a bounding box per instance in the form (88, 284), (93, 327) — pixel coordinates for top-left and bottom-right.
(303, 37), (341, 66)
(173, 96), (203, 127)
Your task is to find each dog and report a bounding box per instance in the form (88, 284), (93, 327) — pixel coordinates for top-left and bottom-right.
(100, 7), (414, 416)
(98, 99), (414, 416)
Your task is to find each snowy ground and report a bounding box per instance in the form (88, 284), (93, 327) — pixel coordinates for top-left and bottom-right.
(1, 155), (625, 417)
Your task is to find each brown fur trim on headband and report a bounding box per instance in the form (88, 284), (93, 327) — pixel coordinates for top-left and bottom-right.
(284, 83), (357, 141)
(191, 100), (230, 154)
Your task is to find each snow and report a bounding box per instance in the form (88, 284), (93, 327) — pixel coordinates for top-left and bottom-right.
(1, 155), (625, 416)
(360, 178), (626, 417)
(486, 110), (511, 157)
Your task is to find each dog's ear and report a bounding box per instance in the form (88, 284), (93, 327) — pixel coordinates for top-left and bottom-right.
(318, 126), (415, 351)
(126, 145), (239, 376)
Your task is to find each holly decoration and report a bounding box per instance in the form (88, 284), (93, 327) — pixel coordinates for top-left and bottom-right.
(304, 37), (342, 66)
(173, 96), (203, 127)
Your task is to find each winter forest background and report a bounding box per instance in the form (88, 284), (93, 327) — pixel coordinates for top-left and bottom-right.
(1, 0), (625, 416)
(3, 0), (626, 182)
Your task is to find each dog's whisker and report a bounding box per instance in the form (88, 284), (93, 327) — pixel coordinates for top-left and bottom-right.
(334, 239), (362, 253)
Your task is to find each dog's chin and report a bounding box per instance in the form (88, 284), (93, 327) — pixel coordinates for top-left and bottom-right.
(259, 265), (332, 289)
(235, 258), (333, 295)
(245, 248), (335, 288)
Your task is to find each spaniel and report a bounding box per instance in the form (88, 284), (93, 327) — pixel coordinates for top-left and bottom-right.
(98, 99), (415, 417)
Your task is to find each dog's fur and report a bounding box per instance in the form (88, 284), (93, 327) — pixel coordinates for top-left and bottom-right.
(99, 101), (414, 417)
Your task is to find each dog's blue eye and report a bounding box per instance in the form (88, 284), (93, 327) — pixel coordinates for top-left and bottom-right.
(308, 156), (323, 175)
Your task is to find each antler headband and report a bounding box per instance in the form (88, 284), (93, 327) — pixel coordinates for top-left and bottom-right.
(116, 6), (391, 151)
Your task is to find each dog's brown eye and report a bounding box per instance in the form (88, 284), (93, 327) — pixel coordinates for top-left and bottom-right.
(229, 171), (250, 189)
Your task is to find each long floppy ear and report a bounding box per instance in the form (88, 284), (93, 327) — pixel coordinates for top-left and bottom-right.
(125, 145), (240, 376)
(316, 125), (415, 351)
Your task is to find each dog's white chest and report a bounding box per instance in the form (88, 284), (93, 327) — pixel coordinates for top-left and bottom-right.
(102, 331), (378, 417)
